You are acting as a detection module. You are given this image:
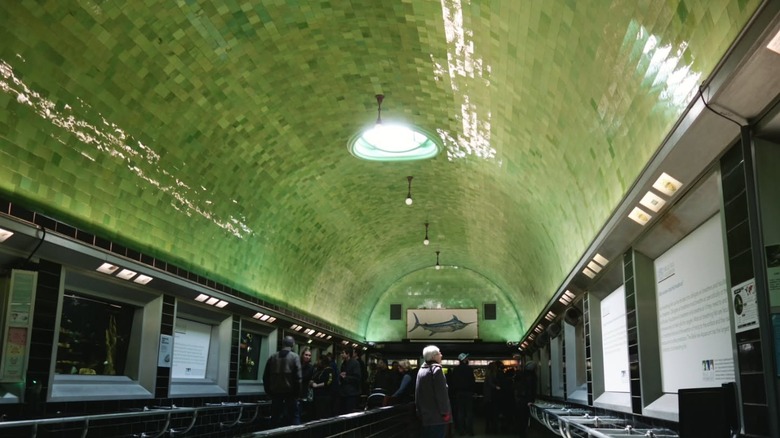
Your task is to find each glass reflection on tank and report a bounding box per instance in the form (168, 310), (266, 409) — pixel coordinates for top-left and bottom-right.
(55, 292), (136, 376)
(239, 330), (262, 380)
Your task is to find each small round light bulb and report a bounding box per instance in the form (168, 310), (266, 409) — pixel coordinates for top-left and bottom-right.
(435, 264), (441, 270)
(405, 196), (413, 206)
(424, 238), (430, 246)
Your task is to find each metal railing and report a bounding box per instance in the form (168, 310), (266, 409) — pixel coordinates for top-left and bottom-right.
(530, 402), (679, 438)
(242, 403), (416, 438)
(0, 401), (269, 438)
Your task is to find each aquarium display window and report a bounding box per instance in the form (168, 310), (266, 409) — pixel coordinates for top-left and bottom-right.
(239, 330), (262, 381)
(55, 291), (136, 376)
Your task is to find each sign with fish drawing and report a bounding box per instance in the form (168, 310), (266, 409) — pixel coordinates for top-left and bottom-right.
(406, 308), (478, 340)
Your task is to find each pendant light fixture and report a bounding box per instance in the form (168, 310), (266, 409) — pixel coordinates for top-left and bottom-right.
(435, 250), (441, 270)
(405, 176), (414, 206)
(423, 222), (430, 246)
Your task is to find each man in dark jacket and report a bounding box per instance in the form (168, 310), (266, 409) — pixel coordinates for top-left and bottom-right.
(415, 345), (451, 438)
(339, 347), (362, 413)
(263, 336), (302, 427)
(450, 353), (475, 436)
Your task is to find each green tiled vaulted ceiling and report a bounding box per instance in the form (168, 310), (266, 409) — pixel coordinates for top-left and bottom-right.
(0, 0), (760, 340)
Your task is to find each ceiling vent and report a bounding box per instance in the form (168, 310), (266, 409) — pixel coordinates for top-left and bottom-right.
(564, 307), (582, 326)
(547, 321), (562, 339)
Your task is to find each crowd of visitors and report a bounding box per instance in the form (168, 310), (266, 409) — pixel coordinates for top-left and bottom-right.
(263, 337), (538, 436)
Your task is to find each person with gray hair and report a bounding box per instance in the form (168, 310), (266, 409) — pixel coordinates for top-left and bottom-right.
(415, 345), (451, 438)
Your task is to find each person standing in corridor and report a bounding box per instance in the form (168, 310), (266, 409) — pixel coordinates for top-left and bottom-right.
(262, 336), (302, 427)
(415, 345), (452, 438)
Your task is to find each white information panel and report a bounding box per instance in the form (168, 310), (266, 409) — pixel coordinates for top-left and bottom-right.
(172, 318), (211, 379)
(654, 215), (734, 393)
(601, 285), (630, 392)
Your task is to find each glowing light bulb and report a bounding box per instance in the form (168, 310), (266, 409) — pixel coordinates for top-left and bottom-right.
(405, 196), (413, 206)
(424, 238), (430, 246)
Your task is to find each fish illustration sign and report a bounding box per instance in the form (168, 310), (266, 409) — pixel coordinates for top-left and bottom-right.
(406, 309), (478, 340)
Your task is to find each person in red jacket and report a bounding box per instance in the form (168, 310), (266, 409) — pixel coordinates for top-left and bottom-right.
(415, 345), (452, 438)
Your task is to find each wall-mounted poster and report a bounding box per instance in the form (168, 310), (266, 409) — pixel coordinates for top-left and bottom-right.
(406, 308), (478, 340)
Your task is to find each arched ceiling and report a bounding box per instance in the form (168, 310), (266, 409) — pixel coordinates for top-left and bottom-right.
(0, 1), (761, 340)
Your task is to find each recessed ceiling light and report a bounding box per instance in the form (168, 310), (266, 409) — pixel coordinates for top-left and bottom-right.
(266, 317), (276, 323)
(215, 300), (228, 308)
(133, 274), (153, 285)
(586, 261), (602, 273)
(639, 191), (667, 213)
(97, 263), (120, 274)
(652, 172), (683, 197)
(116, 269), (137, 280)
(629, 206), (652, 225)
(558, 290), (575, 305)
(768, 28), (780, 54)
(253, 312), (264, 319)
(0, 228), (13, 242)
(593, 253), (609, 266)
(544, 311), (556, 321)
(326, 335), (332, 340)
(582, 267), (597, 278)
(195, 294), (210, 302)
(205, 297), (219, 305)
(259, 314), (270, 321)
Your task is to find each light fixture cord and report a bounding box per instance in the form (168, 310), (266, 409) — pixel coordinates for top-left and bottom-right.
(407, 176), (413, 198)
(375, 94), (384, 125)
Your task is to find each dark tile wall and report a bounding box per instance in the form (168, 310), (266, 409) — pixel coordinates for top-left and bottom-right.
(583, 294), (592, 406)
(719, 137), (771, 437)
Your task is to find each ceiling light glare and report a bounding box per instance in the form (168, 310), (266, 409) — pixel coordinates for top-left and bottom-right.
(629, 207), (652, 225)
(0, 228), (13, 242)
(133, 274), (153, 285)
(652, 172), (683, 197)
(205, 297), (219, 305)
(593, 253), (609, 266)
(349, 124), (441, 162)
(215, 300), (228, 308)
(326, 335), (332, 340)
(195, 293), (210, 302)
(97, 263), (120, 275)
(586, 261), (603, 274)
(768, 28), (780, 54)
(558, 290), (575, 305)
(266, 317), (276, 323)
(259, 314), (271, 321)
(640, 191), (666, 213)
(582, 267), (597, 278)
(116, 269), (137, 280)
(253, 312), (264, 319)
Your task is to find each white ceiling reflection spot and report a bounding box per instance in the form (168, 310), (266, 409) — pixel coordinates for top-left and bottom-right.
(434, 0), (495, 162)
(631, 22), (702, 108)
(0, 59), (252, 239)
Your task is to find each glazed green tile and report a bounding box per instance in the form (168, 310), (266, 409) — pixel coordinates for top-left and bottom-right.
(0, 0), (761, 341)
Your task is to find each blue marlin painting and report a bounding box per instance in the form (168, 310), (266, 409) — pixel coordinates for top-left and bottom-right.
(408, 312), (475, 336)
